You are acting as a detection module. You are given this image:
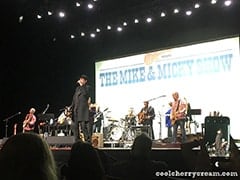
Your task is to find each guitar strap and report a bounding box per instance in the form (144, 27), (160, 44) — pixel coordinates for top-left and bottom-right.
(176, 100), (180, 112)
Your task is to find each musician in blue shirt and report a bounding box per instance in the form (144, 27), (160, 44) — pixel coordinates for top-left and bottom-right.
(165, 102), (173, 138)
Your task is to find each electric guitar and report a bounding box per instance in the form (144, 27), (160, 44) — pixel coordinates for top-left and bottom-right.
(93, 108), (108, 123)
(170, 111), (178, 125)
(23, 115), (32, 128)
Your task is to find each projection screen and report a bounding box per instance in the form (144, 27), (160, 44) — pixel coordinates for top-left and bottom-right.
(95, 36), (240, 140)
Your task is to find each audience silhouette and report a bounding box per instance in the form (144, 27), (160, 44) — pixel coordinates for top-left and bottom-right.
(108, 133), (168, 180)
(61, 140), (106, 180)
(0, 132), (58, 180)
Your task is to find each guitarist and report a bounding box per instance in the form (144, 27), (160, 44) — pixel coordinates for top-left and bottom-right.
(93, 106), (104, 133)
(23, 108), (37, 133)
(170, 92), (187, 143)
(137, 101), (155, 139)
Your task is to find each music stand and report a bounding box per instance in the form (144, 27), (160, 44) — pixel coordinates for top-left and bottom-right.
(190, 109), (202, 115)
(37, 113), (55, 123)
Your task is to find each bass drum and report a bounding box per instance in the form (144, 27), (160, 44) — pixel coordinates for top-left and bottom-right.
(110, 126), (124, 141)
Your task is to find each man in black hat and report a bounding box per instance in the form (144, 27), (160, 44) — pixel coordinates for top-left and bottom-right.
(71, 74), (91, 142)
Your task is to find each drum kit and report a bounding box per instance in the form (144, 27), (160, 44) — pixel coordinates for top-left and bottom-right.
(103, 117), (136, 142)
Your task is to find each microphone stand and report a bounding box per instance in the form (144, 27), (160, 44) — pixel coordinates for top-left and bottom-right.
(3, 112), (21, 138)
(147, 95), (166, 102)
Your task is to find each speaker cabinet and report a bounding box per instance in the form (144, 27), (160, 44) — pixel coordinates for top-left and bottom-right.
(45, 136), (75, 146)
(91, 133), (103, 148)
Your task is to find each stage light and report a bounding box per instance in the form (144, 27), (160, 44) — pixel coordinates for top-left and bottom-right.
(48, 11), (53, 16)
(88, 3), (94, 9)
(117, 27), (122, 32)
(107, 25), (112, 30)
(90, 33), (96, 38)
(70, 34), (75, 39)
(96, 28), (100, 32)
(173, 8), (180, 14)
(186, 10), (192, 16)
(58, 11), (65, 18)
(224, 0), (232, 6)
(37, 15), (42, 19)
(160, 12), (166, 17)
(123, 22), (127, 26)
(146, 17), (152, 23)
(18, 16), (23, 23)
(76, 2), (81, 7)
(134, 19), (139, 24)
(211, 0), (217, 4)
(194, 3), (200, 8)
(81, 32), (85, 36)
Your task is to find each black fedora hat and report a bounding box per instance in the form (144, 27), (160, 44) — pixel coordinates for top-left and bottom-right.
(80, 74), (88, 80)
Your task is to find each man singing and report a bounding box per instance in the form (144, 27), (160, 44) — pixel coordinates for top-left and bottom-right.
(71, 74), (91, 142)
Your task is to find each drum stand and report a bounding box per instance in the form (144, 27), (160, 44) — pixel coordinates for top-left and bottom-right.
(158, 113), (162, 140)
(158, 112), (162, 140)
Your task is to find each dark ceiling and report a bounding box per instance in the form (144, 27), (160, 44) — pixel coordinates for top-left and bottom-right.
(3, 0), (239, 45)
(0, 0), (239, 137)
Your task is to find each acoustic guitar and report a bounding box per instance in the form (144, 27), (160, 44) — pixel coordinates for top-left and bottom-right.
(137, 112), (147, 124)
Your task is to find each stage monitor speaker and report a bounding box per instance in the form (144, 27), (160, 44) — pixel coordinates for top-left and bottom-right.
(46, 136), (75, 146)
(91, 133), (103, 148)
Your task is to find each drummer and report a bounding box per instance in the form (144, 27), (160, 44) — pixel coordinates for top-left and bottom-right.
(125, 107), (136, 127)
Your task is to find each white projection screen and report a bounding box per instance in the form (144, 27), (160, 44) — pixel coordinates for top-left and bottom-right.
(95, 36), (240, 140)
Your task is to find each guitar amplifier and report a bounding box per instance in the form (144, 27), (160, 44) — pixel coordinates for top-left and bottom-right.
(91, 133), (103, 148)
